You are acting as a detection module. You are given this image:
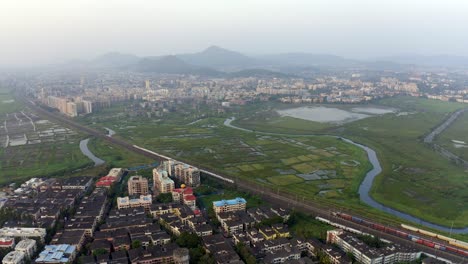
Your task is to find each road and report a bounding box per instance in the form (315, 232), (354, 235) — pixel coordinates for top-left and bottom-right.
(20, 97), (467, 263)
(424, 108), (468, 143)
(424, 108), (468, 168)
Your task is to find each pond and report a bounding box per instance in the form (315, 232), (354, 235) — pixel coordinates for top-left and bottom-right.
(277, 106), (396, 124)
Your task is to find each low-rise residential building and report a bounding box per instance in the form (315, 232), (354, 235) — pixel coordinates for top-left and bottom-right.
(15, 239), (37, 258)
(263, 247), (301, 263)
(272, 224), (290, 238)
(117, 195), (152, 210)
(50, 230), (86, 251)
(0, 228), (46, 242)
(2, 251), (25, 264)
(172, 187), (196, 210)
(35, 244), (77, 264)
(213, 197), (246, 214)
(128, 243), (188, 264)
(96, 168), (124, 188)
(0, 237), (15, 248)
(327, 230), (421, 264)
(64, 216), (97, 237)
(61, 177), (93, 191)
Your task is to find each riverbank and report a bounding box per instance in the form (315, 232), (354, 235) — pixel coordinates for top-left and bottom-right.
(224, 117), (468, 234)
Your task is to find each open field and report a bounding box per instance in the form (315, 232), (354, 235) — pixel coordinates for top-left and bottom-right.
(235, 115), (331, 134)
(76, 97), (468, 229)
(88, 116), (370, 203)
(342, 97), (468, 228)
(0, 90), (95, 184)
(0, 91), (22, 115)
(0, 110), (92, 184)
(78, 102), (371, 206)
(87, 137), (154, 168)
(221, 96), (468, 228)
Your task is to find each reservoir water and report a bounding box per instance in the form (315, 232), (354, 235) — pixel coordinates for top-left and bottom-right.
(277, 106), (395, 124)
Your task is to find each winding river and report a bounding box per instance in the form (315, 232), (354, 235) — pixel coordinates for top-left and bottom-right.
(79, 138), (105, 166)
(223, 117), (468, 234)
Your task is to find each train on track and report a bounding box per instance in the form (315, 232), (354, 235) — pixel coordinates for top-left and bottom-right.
(330, 212), (468, 257)
(401, 224), (468, 251)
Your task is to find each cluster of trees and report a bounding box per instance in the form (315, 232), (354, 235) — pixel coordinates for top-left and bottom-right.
(315, 250), (333, 264)
(155, 193), (173, 203)
(234, 242), (256, 264)
(175, 232), (215, 264)
(193, 185), (216, 196)
(255, 215), (284, 228)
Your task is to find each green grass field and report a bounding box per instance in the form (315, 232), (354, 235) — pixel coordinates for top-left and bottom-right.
(235, 115), (331, 134)
(229, 96), (468, 228)
(0, 92), (22, 115)
(87, 137), (154, 168)
(76, 97), (468, 230)
(0, 140), (92, 185)
(77, 102), (371, 207)
(0, 89), (95, 184)
(342, 97), (468, 228)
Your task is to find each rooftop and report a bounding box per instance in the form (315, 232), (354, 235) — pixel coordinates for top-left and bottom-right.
(36, 244), (76, 263)
(213, 197), (246, 207)
(3, 251), (25, 262)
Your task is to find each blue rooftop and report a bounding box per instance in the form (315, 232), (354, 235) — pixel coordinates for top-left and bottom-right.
(213, 197), (246, 207)
(36, 244), (76, 263)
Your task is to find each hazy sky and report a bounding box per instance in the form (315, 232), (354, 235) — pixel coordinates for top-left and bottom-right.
(1, 0), (468, 66)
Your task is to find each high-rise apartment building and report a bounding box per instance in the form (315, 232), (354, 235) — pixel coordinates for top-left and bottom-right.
(127, 176), (149, 196)
(153, 169), (174, 194)
(161, 160), (200, 187)
(174, 164), (200, 187)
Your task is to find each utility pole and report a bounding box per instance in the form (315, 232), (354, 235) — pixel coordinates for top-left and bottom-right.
(449, 221), (454, 238)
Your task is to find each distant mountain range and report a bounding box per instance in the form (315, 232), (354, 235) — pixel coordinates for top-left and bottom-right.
(377, 54), (468, 68)
(178, 46), (260, 70)
(78, 46), (468, 76)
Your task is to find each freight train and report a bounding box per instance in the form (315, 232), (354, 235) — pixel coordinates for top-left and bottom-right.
(331, 212), (468, 257)
(401, 224), (468, 251)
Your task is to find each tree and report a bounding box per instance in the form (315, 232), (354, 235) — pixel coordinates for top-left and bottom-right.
(347, 251), (356, 263)
(316, 250), (333, 264)
(176, 232), (201, 249)
(156, 193), (173, 203)
(93, 248), (108, 257)
(235, 242), (257, 264)
(188, 245), (205, 264)
(131, 240), (142, 249)
(287, 210), (299, 226)
(256, 215), (284, 227)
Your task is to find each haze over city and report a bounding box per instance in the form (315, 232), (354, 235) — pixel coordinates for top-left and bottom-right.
(2, 0), (468, 66)
(1, 1), (468, 264)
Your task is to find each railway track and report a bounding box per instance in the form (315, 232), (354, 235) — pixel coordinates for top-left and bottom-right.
(20, 97), (467, 263)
